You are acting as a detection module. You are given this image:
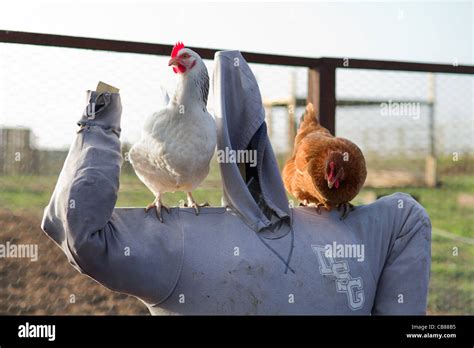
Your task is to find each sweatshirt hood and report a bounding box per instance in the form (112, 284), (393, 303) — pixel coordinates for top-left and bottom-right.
(213, 50), (291, 236)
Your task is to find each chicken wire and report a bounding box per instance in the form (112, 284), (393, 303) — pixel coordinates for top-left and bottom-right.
(336, 69), (473, 186)
(0, 42), (306, 314)
(0, 42), (308, 153)
(0, 42), (473, 314)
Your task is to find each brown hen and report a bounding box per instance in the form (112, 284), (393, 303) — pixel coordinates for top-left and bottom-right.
(282, 103), (367, 219)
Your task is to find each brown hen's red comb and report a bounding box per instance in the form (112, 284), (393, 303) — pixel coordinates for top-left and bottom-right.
(171, 42), (185, 58)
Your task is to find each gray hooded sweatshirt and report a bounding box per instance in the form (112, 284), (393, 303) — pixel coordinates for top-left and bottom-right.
(41, 51), (431, 315)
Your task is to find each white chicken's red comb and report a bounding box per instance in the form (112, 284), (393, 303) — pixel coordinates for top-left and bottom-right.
(171, 42), (185, 58)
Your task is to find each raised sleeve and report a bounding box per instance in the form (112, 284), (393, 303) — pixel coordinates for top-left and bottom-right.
(372, 193), (432, 315)
(41, 92), (183, 306)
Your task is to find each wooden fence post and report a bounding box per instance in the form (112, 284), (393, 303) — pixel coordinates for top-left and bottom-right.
(307, 64), (336, 135)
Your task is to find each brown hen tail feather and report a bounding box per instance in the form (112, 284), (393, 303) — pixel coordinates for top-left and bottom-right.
(301, 103), (319, 126)
(298, 103), (331, 137)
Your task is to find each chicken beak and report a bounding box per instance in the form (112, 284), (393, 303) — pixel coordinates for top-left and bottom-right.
(327, 168), (343, 189)
(168, 57), (180, 66)
(327, 179), (335, 189)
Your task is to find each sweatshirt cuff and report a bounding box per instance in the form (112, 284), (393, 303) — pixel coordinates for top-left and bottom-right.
(77, 91), (122, 135)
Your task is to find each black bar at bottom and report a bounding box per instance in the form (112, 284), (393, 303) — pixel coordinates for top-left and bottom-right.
(0, 315), (472, 345)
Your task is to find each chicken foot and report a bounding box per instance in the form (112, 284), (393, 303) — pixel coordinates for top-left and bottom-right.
(185, 192), (209, 215)
(338, 202), (355, 220)
(299, 200), (325, 215)
(314, 203), (326, 215)
(299, 199), (309, 207)
(145, 193), (170, 223)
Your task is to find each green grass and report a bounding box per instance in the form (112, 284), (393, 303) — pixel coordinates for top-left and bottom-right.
(358, 175), (474, 238)
(0, 169), (472, 314)
(0, 156), (225, 213)
(0, 175), (58, 215)
(429, 235), (474, 314)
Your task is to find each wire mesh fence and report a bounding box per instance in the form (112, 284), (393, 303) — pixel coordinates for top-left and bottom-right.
(336, 69), (474, 187)
(0, 41), (472, 314)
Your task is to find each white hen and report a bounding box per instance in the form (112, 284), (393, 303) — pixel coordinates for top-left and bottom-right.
(129, 42), (217, 222)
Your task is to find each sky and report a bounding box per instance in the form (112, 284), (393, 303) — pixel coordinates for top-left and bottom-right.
(0, 0), (472, 150)
(0, 1), (472, 64)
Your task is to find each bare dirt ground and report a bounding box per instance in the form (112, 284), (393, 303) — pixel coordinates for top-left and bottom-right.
(0, 210), (149, 315)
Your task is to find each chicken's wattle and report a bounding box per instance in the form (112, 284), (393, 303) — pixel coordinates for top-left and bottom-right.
(173, 64), (186, 74)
